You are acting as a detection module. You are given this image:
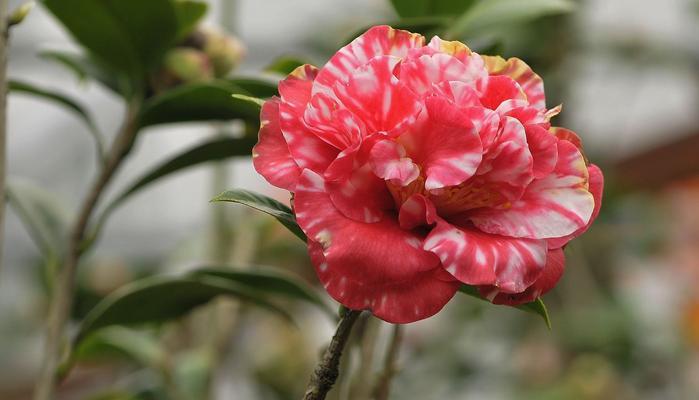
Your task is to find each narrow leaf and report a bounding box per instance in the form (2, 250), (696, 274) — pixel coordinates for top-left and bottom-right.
(73, 327), (166, 369)
(9, 80), (105, 159)
(211, 189), (306, 241)
(458, 285), (551, 329)
(138, 81), (260, 128)
(75, 275), (294, 345)
(5, 179), (70, 261)
(192, 267), (334, 317)
(231, 93), (265, 108)
(227, 77), (279, 99)
(173, 0), (208, 40)
(39, 50), (122, 94)
(264, 56), (310, 76)
(446, 0), (576, 39)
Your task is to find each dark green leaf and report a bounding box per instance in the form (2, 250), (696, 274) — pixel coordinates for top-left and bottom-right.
(9, 80), (105, 159)
(73, 327), (165, 369)
(76, 275), (294, 344)
(264, 56), (310, 76)
(39, 50), (122, 94)
(211, 189), (306, 241)
(227, 77), (279, 98)
(5, 179), (70, 261)
(192, 267), (334, 317)
(43, 0), (179, 78)
(445, 0), (576, 39)
(345, 17), (449, 44)
(390, 0), (477, 18)
(138, 81), (260, 128)
(458, 285), (551, 329)
(173, 0), (208, 40)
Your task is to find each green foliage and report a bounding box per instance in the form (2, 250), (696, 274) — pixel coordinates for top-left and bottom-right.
(264, 56), (311, 76)
(458, 285), (551, 329)
(211, 190), (306, 241)
(445, 0), (576, 39)
(73, 327), (166, 370)
(39, 50), (122, 94)
(193, 267), (334, 317)
(75, 274), (295, 344)
(173, 0), (208, 40)
(137, 81), (261, 128)
(390, 0), (477, 18)
(9, 80), (105, 159)
(5, 179), (70, 262)
(227, 77), (279, 98)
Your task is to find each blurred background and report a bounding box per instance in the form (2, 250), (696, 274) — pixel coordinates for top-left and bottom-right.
(2, 0), (699, 399)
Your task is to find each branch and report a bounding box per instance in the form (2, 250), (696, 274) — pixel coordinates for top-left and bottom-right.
(373, 324), (404, 400)
(33, 100), (141, 400)
(303, 308), (362, 400)
(0, 0), (9, 278)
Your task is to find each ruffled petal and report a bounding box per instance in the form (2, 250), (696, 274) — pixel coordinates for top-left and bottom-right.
(304, 92), (365, 149)
(252, 99), (301, 190)
(525, 124), (558, 179)
(483, 55), (546, 110)
(470, 139), (595, 239)
(399, 53), (477, 97)
(401, 96), (483, 190)
(479, 75), (526, 110)
(480, 248), (565, 305)
(398, 193), (437, 230)
(334, 55), (422, 135)
(369, 139), (420, 186)
(548, 164), (604, 249)
(424, 220), (547, 292)
(314, 25), (425, 96)
(309, 241), (459, 323)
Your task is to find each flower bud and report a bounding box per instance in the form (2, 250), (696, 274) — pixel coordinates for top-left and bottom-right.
(201, 27), (246, 77)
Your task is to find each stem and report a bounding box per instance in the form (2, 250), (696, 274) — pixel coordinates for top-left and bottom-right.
(373, 324), (404, 400)
(303, 309), (362, 400)
(0, 0), (9, 277)
(33, 100), (141, 400)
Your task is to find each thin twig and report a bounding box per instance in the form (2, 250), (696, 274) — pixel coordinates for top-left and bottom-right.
(0, 0), (9, 277)
(303, 308), (362, 400)
(373, 324), (404, 400)
(33, 100), (141, 400)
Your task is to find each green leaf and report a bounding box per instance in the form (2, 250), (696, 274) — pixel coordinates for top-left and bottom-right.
(345, 17), (448, 44)
(138, 81), (260, 128)
(5, 179), (70, 261)
(211, 189), (306, 242)
(458, 285), (551, 329)
(173, 0), (208, 40)
(39, 50), (122, 94)
(75, 275), (294, 344)
(390, 0), (477, 18)
(192, 267), (334, 317)
(43, 0), (179, 79)
(264, 56), (310, 76)
(9, 80), (105, 159)
(231, 93), (265, 108)
(227, 77), (279, 99)
(73, 327), (166, 369)
(446, 0), (576, 39)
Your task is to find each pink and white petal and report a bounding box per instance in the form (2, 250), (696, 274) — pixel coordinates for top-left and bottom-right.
(525, 124), (558, 179)
(432, 80), (481, 108)
(548, 164), (604, 249)
(252, 99), (301, 190)
(326, 162), (394, 223)
(369, 139), (420, 186)
(402, 96), (483, 190)
(476, 116), (534, 193)
(313, 25), (425, 96)
(480, 248), (565, 305)
(296, 169), (440, 284)
(478, 75), (526, 110)
(398, 193), (438, 230)
(278, 64), (319, 107)
(279, 101), (339, 173)
(424, 220), (547, 292)
(497, 100), (546, 126)
(304, 93), (365, 149)
(334, 56), (422, 135)
(427, 37), (488, 79)
(309, 241), (459, 323)
(399, 53), (474, 97)
(483, 55), (546, 110)
(471, 140), (594, 239)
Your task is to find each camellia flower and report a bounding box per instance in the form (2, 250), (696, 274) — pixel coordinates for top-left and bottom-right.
(253, 26), (603, 323)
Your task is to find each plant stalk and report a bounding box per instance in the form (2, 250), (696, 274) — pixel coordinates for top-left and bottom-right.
(0, 0), (9, 277)
(373, 324), (404, 400)
(33, 100), (141, 400)
(303, 308), (362, 400)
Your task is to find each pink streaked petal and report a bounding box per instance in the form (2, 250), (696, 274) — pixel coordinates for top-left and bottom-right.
(252, 99), (301, 190)
(278, 64), (319, 107)
(479, 75), (526, 110)
(548, 164), (604, 249)
(480, 248), (565, 305)
(326, 162), (394, 223)
(309, 241), (459, 323)
(550, 126), (587, 163)
(398, 193), (437, 230)
(497, 100), (547, 126)
(304, 93), (365, 149)
(402, 96), (483, 190)
(314, 25), (425, 96)
(432, 80), (481, 108)
(369, 139), (420, 186)
(426, 37), (488, 78)
(424, 220), (547, 292)
(399, 53), (477, 97)
(334, 55), (422, 135)
(279, 101), (338, 173)
(483, 55), (546, 110)
(471, 140), (595, 239)
(525, 125), (558, 179)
